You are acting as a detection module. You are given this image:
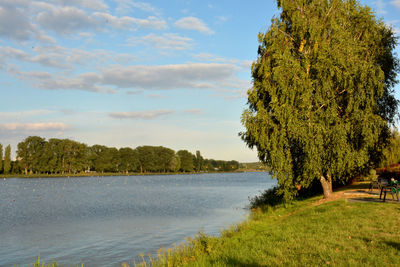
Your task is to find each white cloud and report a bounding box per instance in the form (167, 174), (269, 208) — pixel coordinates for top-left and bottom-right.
(0, 0), (166, 41)
(8, 58), (244, 94)
(128, 33), (193, 50)
(192, 53), (245, 66)
(115, 0), (159, 15)
(215, 16), (229, 23)
(35, 3), (166, 35)
(53, 0), (108, 11)
(109, 110), (174, 119)
(37, 6), (98, 34)
(175, 17), (214, 34)
(101, 63), (237, 90)
(0, 122), (69, 131)
(93, 12), (167, 30)
(391, 0), (400, 8)
(0, 5), (33, 41)
(0, 109), (54, 120)
(8, 67), (105, 92)
(0, 45), (137, 70)
(37, 73), (104, 92)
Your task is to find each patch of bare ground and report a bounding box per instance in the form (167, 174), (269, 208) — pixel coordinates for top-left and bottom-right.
(312, 183), (381, 206)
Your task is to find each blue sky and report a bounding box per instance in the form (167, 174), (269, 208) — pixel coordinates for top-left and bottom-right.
(0, 0), (399, 162)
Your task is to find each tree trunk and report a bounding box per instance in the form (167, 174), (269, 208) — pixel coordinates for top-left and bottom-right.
(320, 174), (333, 199)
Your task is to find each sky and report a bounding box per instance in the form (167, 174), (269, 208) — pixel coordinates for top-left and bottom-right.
(0, 0), (399, 162)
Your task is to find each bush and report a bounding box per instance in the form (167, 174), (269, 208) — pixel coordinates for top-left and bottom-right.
(249, 186), (284, 209)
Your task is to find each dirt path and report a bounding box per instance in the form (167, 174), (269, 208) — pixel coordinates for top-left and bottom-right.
(312, 186), (382, 206)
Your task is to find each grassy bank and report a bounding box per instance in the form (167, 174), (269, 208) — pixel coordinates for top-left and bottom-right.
(140, 183), (400, 266)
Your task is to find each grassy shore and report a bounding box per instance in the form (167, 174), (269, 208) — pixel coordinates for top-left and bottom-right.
(137, 183), (400, 266)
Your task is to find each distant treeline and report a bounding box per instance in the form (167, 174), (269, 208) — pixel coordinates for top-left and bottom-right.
(0, 136), (239, 175)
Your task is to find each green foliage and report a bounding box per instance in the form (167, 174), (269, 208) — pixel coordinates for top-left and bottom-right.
(364, 169), (378, 181)
(8, 136), (240, 176)
(240, 0), (399, 200)
(146, 196), (400, 266)
(194, 150), (203, 172)
(380, 130), (400, 167)
(249, 186), (284, 208)
(239, 162), (268, 171)
(202, 159), (240, 172)
(17, 136), (46, 174)
(25, 254), (85, 267)
(90, 145), (117, 173)
(177, 150), (194, 172)
(119, 147), (139, 173)
(0, 143), (3, 173)
(3, 144), (11, 174)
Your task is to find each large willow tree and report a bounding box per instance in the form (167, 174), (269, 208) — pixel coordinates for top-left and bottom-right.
(241, 0), (399, 200)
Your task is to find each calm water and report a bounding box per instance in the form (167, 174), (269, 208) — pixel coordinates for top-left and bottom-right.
(0, 172), (274, 266)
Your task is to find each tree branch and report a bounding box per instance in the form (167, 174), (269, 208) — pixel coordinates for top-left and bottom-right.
(314, 89), (346, 112)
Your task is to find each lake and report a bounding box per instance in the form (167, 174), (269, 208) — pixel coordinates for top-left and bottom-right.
(0, 172), (274, 266)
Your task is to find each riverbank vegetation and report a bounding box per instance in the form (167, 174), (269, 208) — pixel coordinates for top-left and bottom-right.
(0, 136), (239, 177)
(140, 183), (400, 266)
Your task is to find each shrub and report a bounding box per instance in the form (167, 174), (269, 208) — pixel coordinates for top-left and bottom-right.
(249, 186), (284, 209)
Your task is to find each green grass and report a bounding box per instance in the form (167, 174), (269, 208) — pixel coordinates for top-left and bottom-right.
(16, 255), (85, 267)
(141, 192), (400, 267)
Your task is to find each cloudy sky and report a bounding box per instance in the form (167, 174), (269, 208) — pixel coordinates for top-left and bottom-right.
(0, 0), (399, 162)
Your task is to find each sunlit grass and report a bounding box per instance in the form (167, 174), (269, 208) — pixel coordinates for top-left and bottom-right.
(137, 194), (400, 266)
(15, 255), (85, 267)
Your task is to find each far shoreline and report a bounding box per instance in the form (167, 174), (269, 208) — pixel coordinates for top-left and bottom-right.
(0, 169), (268, 179)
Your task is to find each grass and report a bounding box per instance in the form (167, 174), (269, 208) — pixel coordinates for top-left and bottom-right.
(19, 255), (85, 267)
(137, 185), (400, 267)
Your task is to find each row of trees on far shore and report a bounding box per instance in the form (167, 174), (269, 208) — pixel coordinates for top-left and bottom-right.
(0, 136), (239, 175)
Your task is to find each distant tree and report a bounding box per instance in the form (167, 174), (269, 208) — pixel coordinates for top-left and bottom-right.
(240, 0), (399, 200)
(63, 139), (89, 174)
(157, 146), (176, 172)
(136, 146), (157, 173)
(0, 143), (3, 173)
(11, 160), (21, 174)
(194, 150), (204, 172)
(203, 159), (217, 171)
(17, 136), (46, 174)
(177, 150), (194, 172)
(108, 147), (120, 172)
(169, 154), (181, 172)
(90, 145), (116, 173)
(3, 145), (11, 174)
(43, 138), (63, 174)
(119, 147), (139, 173)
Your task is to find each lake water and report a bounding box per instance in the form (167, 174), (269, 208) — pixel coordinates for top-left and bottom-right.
(0, 172), (274, 266)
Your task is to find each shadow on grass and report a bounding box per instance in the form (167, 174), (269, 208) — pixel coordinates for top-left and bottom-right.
(384, 241), (400, 251)
(211, 257), (266, 267)
(348, 197), (383, 203)
(336, 182), (371, 192)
